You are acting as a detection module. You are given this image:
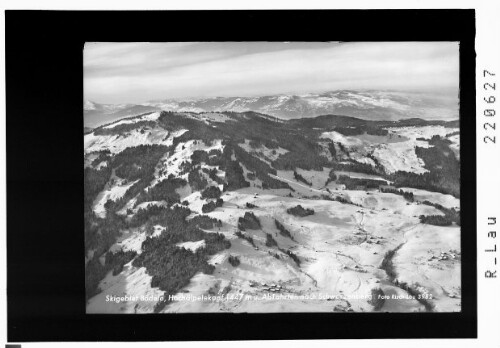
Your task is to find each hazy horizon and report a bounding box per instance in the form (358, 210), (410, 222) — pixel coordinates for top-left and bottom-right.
(84, 42), (459, 105)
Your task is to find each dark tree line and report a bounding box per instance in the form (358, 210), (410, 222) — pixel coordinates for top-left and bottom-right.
(337, 175), (387, 190)
(265, 233), (278, 247)
(330, 161), (384, 176)
(380, 186), (414, 202)
(275, 219), (295, 241)
(421, 200), (460, 225)
(278, 248), (301, 266)
(234, 231), (256, 248)
(293, 171), (312, 186)
(324, 169), (337, 187)
(333, 126), (389, 136)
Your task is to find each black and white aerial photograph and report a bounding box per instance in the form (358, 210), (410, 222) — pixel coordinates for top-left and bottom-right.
(84, 41), (461, 314)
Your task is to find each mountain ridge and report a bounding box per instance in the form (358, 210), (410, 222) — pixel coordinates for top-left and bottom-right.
(84, 90), (459, 128)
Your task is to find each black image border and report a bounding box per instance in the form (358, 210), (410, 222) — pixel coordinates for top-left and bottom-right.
(6, 9), (476, 342)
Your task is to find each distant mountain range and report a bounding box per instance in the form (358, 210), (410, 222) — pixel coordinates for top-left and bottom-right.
(84, 90), (459, 128)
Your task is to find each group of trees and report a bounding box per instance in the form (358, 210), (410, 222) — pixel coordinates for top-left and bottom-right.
(96, 144), (172, 215)
(384, 135), (461, 198)
(231, 144), (290, 190)
(286, 205), (314, 217)
(265, 233), (278, 247)
(129, 203), (231, 312)
(201, 186), (222, 199)
(333, 126), (389, 137)
(446, 131), (460, 138)
(85, 193), (231, 302)
(84, 211), (129, 300)
(336, 175), (387, 190)
(275, 219), (295, 241)
(329, 161), (384, 176)
(94, 120), (157, 136)
(238, 212), (261, 230)
(224, 160), (250, 191)
(324, 169), (337, 187)
(112, 145), (168, 181)
(293, 171), (312, 186)
(90, 150), (112, 167)
(419, 214), (453, 226)
(380, 186), (414, 202)
(158, 111), (225, 148)
(368, 288), (386, 310)
(228, 255), (241, 267)
(202, 167), (224, 185)
(84, 166), (112, 211)
(187, 167), (209, 191)
(389, 170), (459, 199)
(327, 141), (337, 160)
(421, 200), (460, 226)
(105, 249), (137, 276)
(278, 248), (301, 266)
(234, 231), (256, 248)
(272, 150), (328, 171)
(85, 257), (109, 300)
(188, 215), (222, 230)
(135, 176), (187, 207)
(201, 198), (223, 213)
(138, 244), (217, 312)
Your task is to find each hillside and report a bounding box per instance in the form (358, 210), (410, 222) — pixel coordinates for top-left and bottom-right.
(84, 110), (461, 313)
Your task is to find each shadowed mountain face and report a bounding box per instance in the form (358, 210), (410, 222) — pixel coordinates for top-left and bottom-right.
(84, 90), (458, 128)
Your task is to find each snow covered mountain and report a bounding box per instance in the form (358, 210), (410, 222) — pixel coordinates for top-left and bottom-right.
(84, 109), (461, 314)
(84, 90), (458, 128)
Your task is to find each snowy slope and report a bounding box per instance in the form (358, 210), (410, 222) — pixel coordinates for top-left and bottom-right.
(85, 109), (461, 314)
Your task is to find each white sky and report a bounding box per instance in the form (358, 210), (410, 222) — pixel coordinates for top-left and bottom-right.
(84, 41), (459, 104)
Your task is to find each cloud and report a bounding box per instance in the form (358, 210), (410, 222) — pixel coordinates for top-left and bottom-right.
(84, 42), (459, 104)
